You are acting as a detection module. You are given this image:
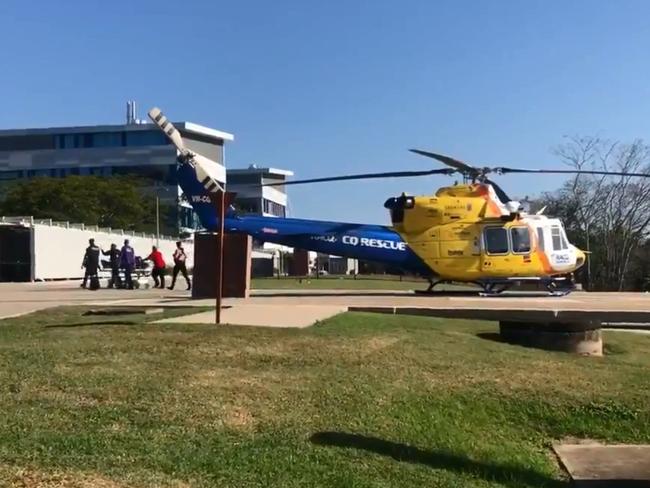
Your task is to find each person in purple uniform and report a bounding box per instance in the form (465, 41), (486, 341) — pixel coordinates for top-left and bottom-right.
(120, 239), (136, 290)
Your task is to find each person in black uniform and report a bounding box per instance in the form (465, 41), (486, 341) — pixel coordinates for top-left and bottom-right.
(168, 241), (191, 290)
(81, 238), (101, 289)
(102, 243), (122, 288)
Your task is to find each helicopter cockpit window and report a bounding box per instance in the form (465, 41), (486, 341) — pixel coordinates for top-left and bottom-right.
(551, 226), (567, 251)
(484, 227), (509, 255)
(510, 227), (531, 254)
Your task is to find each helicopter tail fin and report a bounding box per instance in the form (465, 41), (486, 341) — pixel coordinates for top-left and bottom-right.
(177, 162), (238, 231)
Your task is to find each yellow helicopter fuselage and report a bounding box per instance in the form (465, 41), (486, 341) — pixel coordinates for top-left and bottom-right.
(386, 183), (586, 282)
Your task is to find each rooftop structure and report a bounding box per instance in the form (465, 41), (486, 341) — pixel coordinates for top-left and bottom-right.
(226, 164), (294, 218)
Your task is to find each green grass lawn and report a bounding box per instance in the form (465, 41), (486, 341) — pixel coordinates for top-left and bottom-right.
(251, 275), (469, 291)
(1, 308), (649, 487)
(252, 276), (419, 290)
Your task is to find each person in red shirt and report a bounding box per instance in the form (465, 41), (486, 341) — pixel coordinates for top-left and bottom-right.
(144, 246), (166, 289)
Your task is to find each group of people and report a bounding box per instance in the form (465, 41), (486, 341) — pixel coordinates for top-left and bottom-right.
(81, 239), (191, 291)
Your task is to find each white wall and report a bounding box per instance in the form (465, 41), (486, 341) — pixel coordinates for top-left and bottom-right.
(262, 186), (288, 206)
(32, 223), (193, 280)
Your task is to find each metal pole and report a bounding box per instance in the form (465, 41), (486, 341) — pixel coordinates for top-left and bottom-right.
(155, 196), (160, 246)
(216, 190), (225, 325)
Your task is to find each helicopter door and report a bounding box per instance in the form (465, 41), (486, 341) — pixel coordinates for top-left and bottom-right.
(481, 226), (512, 275)
(481, 226), (532, 276)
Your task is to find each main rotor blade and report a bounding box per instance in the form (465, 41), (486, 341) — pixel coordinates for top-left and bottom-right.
(147, 107), (188, 155)
(409, 149), (477, 174)
(496, 167), (650, 178)
(261, 168), (453, 187)
(148, 106), (224, 192)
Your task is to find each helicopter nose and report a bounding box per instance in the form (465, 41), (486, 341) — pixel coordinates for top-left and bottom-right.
(575, 249), (586, 269)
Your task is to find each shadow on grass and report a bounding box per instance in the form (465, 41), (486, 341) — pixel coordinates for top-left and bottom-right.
(476, 332), (506, 344)
(310, 432), (567, 487)
(45, 320), (140, 328)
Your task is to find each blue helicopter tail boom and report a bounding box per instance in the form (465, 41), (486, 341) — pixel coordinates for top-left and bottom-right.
(177, 163), (431, 275)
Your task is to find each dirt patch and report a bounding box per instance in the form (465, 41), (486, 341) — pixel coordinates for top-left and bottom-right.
(224, 406), (254, 429)
(188, 368), (265, 390)
(359, 336), (401, 356)
(19, 385), (105, 408)
(3, 467), (127, 488)
(1, 467), (194, 488)
(420, 359), (594, 394)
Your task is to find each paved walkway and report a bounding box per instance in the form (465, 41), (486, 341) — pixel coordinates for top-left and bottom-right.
(0, 282), (189, 320)
(155, 304), (347, 328)
(554, 442), (650, 486)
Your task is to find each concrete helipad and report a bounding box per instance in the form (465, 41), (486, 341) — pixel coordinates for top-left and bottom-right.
(3, 282), (650, 328)
(103, 289), (650, 325)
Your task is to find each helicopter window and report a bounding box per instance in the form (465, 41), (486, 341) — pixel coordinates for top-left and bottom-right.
(510, 227), (531, 254)
(484, 227), (509, 255)
(536, 227), (545, 251)
(560, 232), (568, 250)
(551, 226), (567, 251)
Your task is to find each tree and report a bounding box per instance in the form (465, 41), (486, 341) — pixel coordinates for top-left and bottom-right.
(0, 175), (175, 235)
(538, 136), (650, 290)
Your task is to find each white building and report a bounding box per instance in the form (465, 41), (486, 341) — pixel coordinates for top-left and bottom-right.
(0, 102), (233, 235)
(226, 165), (293, 218)
(0, 216), (192, 282)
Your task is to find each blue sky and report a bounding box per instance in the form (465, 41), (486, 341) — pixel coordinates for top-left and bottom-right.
(1, 0), (650, 223)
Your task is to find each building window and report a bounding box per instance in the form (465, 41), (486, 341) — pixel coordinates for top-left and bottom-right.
(92, 132), (123, 148)
(228, 173), (262, 185)
(0, 171), (22, 180)
(263, 199), (286, 217)
(26, 169), (54, 178)
(0, 135), (55, 151)
(510, 227), (531, 254)
(55, 134), (84, 149)
(235, 197), (261, 214)
(484, 227), (509, 255)
(89, 167), (106, 176)
(125, 130), (169, 147)
(179, 206), (200, 230)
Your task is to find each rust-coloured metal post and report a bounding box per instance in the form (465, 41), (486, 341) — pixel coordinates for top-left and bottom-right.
(216, 190), (225, 325)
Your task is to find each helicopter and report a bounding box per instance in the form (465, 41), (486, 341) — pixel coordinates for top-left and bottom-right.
(148, 107), (650, 295)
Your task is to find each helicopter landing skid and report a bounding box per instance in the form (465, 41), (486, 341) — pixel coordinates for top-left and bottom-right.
(418, 277), (575, 297)
(417, 280), (512, 296)
(544, 279), (575, 297)
(477, 282), (514, 296)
